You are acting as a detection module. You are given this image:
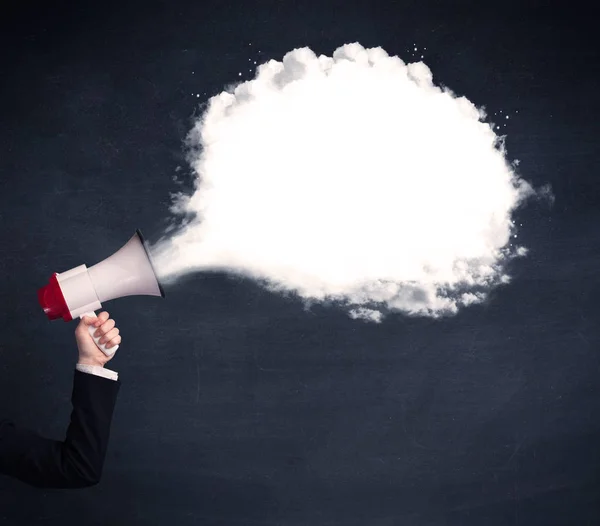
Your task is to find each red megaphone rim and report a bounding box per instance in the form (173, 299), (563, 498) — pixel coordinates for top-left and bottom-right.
(38, 273), (72, 322)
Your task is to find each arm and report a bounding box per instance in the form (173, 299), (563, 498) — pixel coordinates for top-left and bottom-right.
(0, 370), (120, 488)
(0, 311), (123, 488)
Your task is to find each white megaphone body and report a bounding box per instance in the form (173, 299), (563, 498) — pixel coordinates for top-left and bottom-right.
(38, 229), (165, 357)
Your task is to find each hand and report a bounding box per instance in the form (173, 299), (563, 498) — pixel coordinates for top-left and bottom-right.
(75, 311), (122, 368)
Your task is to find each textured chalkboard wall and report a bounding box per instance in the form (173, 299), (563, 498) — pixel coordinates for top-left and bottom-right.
(1, 1), (599, 524)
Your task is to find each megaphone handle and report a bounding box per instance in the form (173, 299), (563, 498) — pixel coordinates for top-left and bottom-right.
(80, 311), (119, 357)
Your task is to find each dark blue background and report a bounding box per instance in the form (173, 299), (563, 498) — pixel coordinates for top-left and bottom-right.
(1, 1), (599, 524)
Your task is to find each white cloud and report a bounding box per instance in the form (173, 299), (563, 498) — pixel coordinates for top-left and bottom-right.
(149, 43), (549, 322)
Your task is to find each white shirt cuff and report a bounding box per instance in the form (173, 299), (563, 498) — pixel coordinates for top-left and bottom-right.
(76, 364), (119, 381)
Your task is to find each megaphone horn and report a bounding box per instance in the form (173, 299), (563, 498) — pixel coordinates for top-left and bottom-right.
(38, 229), (165, 356)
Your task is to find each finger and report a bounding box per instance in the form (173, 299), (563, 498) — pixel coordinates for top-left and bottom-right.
(94, 318), (115, 338)
(99, 327), (120, 345)
(106, 335), (122, 349)
(82, 316), (97, 326)
(94, 311), (110, 327)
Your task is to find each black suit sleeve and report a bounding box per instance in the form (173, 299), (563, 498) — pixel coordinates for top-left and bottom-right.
(0, 369), (120, 488)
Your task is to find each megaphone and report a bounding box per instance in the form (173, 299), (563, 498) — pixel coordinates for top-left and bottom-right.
(38, 229), (165, 356)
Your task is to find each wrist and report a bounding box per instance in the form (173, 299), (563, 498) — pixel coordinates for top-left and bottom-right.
(77, 359), (105, 368)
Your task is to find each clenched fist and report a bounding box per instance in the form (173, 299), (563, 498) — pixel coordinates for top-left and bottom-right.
(75, 311), (121, 368)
